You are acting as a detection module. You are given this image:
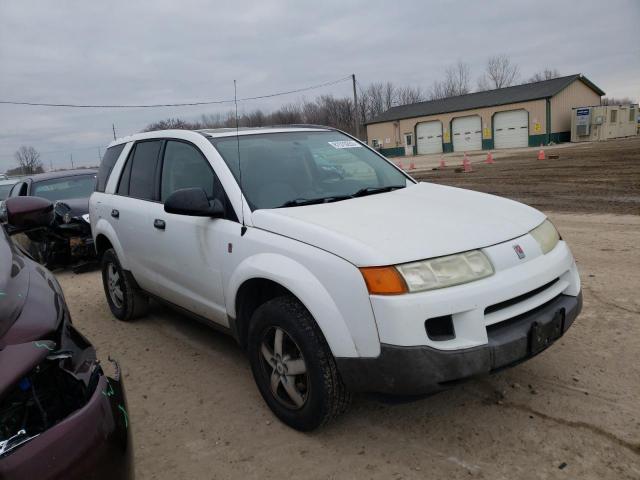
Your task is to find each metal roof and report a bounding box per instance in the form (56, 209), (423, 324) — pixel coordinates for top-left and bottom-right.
(366, 74), (605, 125)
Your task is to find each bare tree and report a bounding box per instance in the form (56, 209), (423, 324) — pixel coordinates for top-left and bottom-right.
(144, 79), (429, 137)
(396, 85), (426, 105)
(14, 146), (44, 174)
(528, 68), (561, 83)
(429, 61), (471, 100)
(602, 97), (635, 105)
(477, 54), (520, 90)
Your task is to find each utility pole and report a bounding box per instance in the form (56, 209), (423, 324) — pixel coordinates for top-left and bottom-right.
(112, 124), (117, 140)
(70, 153), (74, 169)
(49, 158), (53, 171)
(352, 74), (360, 139)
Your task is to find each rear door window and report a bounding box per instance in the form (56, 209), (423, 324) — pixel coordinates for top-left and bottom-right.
(96, 143), (126, 192)
(117, 140), (162, 200)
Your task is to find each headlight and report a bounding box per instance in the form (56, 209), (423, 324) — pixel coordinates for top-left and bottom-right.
(530, 219), (560, 254)
(396, 250), (494, 292)
(63, 213), (72, 224)
(81, 213), (90, 223)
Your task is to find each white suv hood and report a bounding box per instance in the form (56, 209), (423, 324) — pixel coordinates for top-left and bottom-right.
(251, 182), (545, 266)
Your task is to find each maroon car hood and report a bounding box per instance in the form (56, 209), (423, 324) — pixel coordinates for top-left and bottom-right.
(0, 228), (29, 340)
(0, 341), (54, 394)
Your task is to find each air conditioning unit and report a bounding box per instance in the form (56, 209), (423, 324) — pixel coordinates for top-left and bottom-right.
(576, 124), (589, 136)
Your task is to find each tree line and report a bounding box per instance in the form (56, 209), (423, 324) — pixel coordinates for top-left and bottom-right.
(144, 55), (566, 137)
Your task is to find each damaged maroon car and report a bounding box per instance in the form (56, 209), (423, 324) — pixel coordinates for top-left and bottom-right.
(0, 196), (133, 479)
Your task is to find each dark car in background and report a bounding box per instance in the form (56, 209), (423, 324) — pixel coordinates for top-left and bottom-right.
(0, 196), (132, 480)
(6, 169), (97, 268)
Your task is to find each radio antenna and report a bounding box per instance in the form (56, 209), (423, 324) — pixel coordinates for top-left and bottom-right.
(234, 79), (247, 236)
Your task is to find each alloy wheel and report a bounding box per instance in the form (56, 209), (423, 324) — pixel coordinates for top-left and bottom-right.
(107, 263), (124, 309)
(259, 326), (309, 409)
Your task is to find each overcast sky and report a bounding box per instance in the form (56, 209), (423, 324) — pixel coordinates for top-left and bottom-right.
(1, 0), (638, 172)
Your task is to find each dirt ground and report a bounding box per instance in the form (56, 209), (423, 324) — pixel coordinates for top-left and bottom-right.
(55, 138), (640, 479)
(411, 136), (640, 215)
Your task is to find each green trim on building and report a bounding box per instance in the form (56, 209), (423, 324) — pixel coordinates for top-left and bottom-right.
(545, 99), (552, 145)
(443, 143), (453, 153)
(482, 139), (494, 150)
(528, 134), (547, 147)
(550, 131), (570, 144)
(379, 147), (405, 157)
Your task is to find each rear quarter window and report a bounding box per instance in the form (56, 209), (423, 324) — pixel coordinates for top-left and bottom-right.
(96, 143), (126, 192)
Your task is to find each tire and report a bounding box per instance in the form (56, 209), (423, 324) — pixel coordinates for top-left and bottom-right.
(101, 248), (148, 321)
(247, 295), (351, 431)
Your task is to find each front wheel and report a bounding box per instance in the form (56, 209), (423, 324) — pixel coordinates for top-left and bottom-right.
(247, 296), (351, 431)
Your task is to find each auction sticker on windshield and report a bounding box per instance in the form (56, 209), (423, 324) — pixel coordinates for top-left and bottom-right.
(328, 140), (361, 149)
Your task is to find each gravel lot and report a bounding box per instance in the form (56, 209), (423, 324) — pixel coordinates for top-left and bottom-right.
(56, 138), (640, 479)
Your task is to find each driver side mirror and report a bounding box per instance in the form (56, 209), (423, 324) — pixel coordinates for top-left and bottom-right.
(164, 188), (225, 218)
(3, 196), (54, 233)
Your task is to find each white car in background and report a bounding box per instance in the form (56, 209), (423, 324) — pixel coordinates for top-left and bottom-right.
(89, 126), (582, 431)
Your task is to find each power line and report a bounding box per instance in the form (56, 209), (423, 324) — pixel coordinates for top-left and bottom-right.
(0, 76), (352, 109)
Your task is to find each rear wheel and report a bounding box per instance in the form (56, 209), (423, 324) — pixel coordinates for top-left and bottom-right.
(101, 248), (148, 321)
(247, 295), (351, 431)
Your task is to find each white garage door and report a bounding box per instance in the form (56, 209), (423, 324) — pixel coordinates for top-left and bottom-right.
(494, 110), (528, 149)
(416, 121), (443, 154)
(452, 116), (482, 152)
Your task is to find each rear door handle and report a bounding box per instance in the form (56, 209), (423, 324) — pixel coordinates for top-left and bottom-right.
(153, 219), (166, 230)
(111, 209), (119, 218)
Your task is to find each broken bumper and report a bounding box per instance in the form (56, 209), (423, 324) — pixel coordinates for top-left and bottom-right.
(0, 372), (133, 480)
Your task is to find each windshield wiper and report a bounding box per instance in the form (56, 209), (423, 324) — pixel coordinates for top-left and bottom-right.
(278, 196), (351, 208)
(350, 185), (406, 198)
(278, 186), (405, 208)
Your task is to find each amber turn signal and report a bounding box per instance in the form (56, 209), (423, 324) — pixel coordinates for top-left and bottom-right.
(359, 266), (408, 295)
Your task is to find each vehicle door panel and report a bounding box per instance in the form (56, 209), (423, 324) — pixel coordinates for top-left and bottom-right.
(144, 140), (232, 325)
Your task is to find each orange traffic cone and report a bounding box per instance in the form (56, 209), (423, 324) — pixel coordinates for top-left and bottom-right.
(409, 160), (416, 170)
(485, 151), (494, 164)
(537, 149), (545, 160)
(463, 154), (473, 173)
(439, 156), (446, 169)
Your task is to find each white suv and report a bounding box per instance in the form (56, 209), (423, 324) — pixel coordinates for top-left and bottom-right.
(90, 126), (582, 430)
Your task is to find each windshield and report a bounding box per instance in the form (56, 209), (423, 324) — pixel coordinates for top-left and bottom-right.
(0, 183), (16, 200)
(210, 131), (412, 209)
(31, 174), (96, 201)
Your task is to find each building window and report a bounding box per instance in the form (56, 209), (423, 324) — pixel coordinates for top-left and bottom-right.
(610, 110), (617, 123)
(372, 139), (380, 149)
(404, 134), (413, 146)
(630, 107), (635, 122)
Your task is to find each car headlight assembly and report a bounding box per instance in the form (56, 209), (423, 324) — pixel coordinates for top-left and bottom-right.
(530, 219), (560, 254)
(361, 250), (494, 295)
(397, 250), (494, 292)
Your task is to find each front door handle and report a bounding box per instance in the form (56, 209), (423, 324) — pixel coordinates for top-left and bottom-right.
(111, 209), (119, 218)
(153, 219), (166, 230)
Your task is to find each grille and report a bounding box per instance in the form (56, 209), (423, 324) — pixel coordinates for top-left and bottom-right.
(485, 278), (560, 315)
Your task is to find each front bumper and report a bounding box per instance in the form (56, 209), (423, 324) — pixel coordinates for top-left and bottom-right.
(337, 292), (582, 395)
(0, 372), (133, 480)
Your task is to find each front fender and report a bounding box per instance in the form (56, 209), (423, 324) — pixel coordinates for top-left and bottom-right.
(227, 253), (360, 358)
(93, 218), (130, 270)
